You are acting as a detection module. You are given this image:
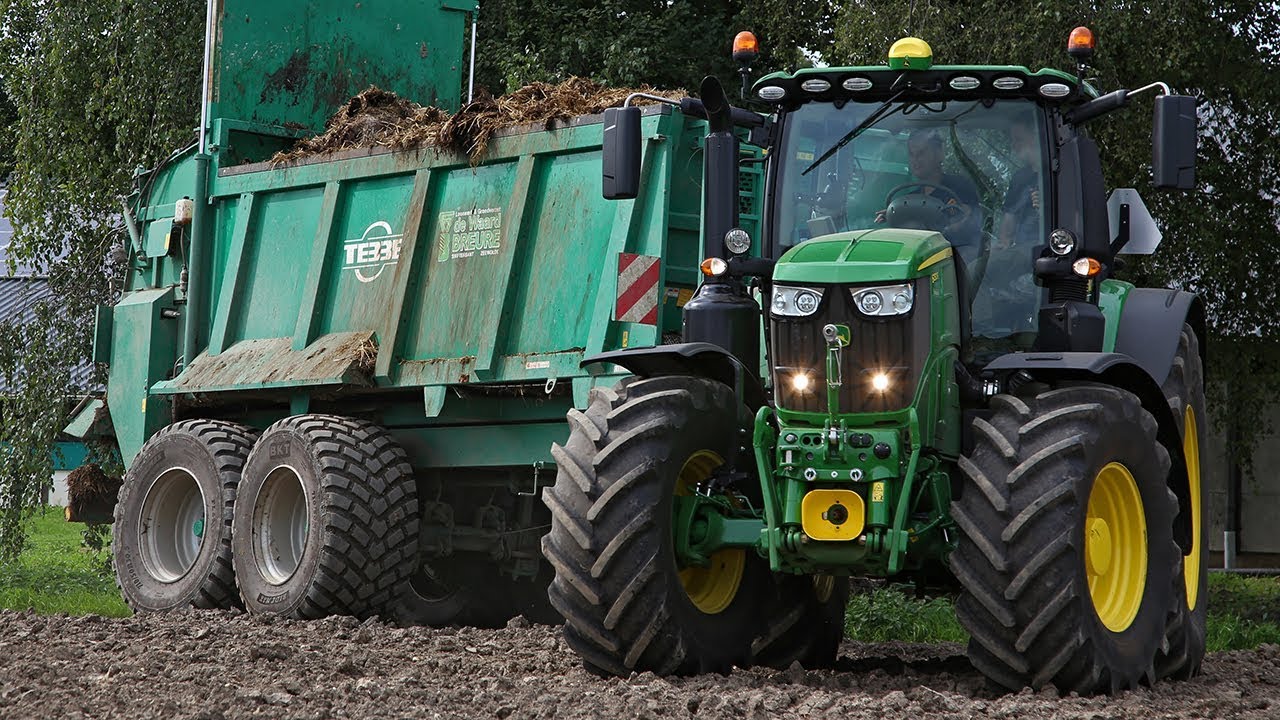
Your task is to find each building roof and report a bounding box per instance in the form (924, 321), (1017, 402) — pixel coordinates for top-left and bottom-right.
(0, 276), (100, 394)
(0, 188), (40, 277)
(0, 188), (99, 394)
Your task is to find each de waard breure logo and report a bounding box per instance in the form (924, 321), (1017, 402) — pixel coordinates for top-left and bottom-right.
(343, 221), (403, 283)
(436, 207), (502, 262)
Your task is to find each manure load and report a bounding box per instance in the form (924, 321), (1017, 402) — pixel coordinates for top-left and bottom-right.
(68, 0), (761, 627)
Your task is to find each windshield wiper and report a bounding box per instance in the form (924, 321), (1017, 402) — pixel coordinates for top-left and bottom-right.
(801, 87), (909, 177)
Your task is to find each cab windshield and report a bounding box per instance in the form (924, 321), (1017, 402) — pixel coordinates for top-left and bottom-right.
(772, 98), (1050, 357)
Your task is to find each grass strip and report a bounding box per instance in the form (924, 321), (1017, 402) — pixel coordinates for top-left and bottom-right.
(0, 507), (130, 617)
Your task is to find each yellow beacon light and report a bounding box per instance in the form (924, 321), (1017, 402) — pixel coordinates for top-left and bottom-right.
(888, 37), (933, 70)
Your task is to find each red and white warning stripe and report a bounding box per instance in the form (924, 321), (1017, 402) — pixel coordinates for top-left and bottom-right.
(615, 253), (661, 325)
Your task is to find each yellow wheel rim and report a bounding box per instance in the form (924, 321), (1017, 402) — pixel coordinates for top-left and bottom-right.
(675, 450), (745, 615)
(1086, 462), (1148, 633)
(1184, 405), (1202, 611)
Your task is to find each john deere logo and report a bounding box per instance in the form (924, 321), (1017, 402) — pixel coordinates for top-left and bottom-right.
(436, 207), (503, 262)
(343, 221), (403, 283)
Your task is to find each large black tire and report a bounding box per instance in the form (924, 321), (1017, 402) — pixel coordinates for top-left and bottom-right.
(1156, 325), (1209, 680)
(951, 384), (1177, 694)
(542, 375), (774, 675)
(113, 420), (256, 612)
(750, 575), (850, 669)
(388, 559), (481, 626)
(232, 415), (418, 619)
(390, 558), (551, 628)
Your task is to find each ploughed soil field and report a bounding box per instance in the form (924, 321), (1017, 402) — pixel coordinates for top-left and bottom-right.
(1, 610), (1277, 720)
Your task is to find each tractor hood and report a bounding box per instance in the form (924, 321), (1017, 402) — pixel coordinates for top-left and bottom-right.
(773, 228), (953, 285)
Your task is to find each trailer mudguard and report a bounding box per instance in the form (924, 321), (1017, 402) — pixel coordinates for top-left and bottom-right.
(582, 342), (768, 410)
(983, 351), (1193, 550)
(1113, 288), (1205, 387)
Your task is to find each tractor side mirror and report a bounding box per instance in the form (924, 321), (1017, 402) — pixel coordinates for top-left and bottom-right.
(1152, 95), (1197, 190)
(602, 106), (641, 200)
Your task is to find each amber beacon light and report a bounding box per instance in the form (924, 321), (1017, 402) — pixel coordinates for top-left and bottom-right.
(733, 31), (759, 63)
(1068, 26), (1096, 61)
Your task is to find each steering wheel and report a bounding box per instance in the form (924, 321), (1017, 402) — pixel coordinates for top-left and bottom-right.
(880, 182), (970, 232)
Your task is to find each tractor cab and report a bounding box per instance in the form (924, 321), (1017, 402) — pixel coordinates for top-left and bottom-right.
(754, 37), (1192, 366)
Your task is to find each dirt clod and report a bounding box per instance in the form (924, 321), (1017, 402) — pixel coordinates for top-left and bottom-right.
(1, 610), (1278, 719)
(272, 78), (682, 165)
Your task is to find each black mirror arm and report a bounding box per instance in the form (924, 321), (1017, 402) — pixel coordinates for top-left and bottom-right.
(1067, 81), (1173, 125)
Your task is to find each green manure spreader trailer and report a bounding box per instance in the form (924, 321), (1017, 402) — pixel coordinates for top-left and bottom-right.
(542, 30), (1208, 694)
(72, 0), (760, 627)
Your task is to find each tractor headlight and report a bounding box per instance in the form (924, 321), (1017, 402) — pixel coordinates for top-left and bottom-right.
(771, 285), (824, 317)
(850, 283), (913, 317)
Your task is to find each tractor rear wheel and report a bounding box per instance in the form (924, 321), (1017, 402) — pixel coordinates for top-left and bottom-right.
(388, 558), (486, 626)
(390, 558), (558, 627)
(750, 575), (850, 669)
(113, 420), (256, 611)
(232, 415), (418, 619)
(951, 384), (1176, 694)
(1155, 325), (1208, 680)
(541, 375), (768, 675)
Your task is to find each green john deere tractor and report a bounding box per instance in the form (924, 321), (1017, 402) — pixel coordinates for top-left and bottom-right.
(542, 31), (1206, 693)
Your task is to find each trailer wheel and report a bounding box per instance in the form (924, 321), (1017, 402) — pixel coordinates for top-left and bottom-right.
(232, 415), (418, 619)
(1155, 325), (1208, 680)
(951, 385), (1176, 694)
(542, 375), (766, 675)
(750, 575), (850, 669)
(113, 420), (256, 612)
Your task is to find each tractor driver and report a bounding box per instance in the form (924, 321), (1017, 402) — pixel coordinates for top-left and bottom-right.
(876, 130), (983, 263)
(996, 121), (1043, 251)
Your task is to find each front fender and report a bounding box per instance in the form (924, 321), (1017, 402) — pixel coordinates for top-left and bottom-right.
(582, 342), (769, 410)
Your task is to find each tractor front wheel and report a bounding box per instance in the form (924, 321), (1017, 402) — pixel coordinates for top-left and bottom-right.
(542, 375), (767, 675)
(951, 384), (1176, 694)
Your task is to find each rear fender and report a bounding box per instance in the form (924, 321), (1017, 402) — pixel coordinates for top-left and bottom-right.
(984, 351), (1193, 551)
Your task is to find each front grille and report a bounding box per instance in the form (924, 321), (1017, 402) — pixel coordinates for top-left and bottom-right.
(772, 279), (930, 415)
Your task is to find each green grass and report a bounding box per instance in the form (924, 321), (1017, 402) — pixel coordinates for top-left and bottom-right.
(844, 586), (967, 643)
(843, 575), (1280, 652)
(1204, 573), (1280, 652)
(0, 507), (131, 617)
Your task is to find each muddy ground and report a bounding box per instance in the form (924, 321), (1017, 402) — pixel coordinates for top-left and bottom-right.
(0, 610), (1276, 719)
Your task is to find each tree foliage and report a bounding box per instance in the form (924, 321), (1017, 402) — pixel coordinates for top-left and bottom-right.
(0, 0), (204, 559)
(475, 0), (835, 96)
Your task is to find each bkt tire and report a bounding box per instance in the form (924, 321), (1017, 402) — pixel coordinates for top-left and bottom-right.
(233, 415), (418, 619)
(951, 384), (1176, 694)
(542, 375), (768, 675)
(113, 420), (256, 612)
(1155, 325), (1208, 680)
